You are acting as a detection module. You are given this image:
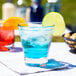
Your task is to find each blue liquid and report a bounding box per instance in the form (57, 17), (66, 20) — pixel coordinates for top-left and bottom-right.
(21, 39), (49, 59)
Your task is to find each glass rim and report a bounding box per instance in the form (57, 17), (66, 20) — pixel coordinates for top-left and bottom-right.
(18, 22), (55, 28)
(18, 22), (54, 31)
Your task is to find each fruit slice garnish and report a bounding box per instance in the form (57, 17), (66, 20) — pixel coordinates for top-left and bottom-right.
(42, 12), (65, 36)
(3, 17), (28, 30)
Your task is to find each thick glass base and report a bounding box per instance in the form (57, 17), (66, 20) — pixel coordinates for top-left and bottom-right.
(0, 46), (9, 51)
(0, 43), (14, 52)
(24, 57), (48, 66)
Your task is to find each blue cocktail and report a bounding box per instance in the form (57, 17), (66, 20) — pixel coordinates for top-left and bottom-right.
(19, 22), (54, 65)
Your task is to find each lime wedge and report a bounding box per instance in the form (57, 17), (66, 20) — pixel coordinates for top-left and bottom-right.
(42, 12), (65, 36)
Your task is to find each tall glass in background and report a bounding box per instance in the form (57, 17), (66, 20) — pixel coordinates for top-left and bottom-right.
(44, 0), (61, 15)
(2, 0), (16, 20)
(15, 0), (27, 19)
(30, 0), (43, 22)
(0, 22), (14, 51)
(19, 22), (54, 65)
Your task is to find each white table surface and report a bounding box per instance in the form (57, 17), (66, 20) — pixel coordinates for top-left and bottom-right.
(0, 42), (76, 76)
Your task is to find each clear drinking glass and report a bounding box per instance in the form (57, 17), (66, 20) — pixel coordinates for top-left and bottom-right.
(0, 22), (14, 51)
(19, 22), (54, 65)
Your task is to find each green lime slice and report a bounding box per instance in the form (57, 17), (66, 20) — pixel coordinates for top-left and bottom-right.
(42, 12), (65, 36)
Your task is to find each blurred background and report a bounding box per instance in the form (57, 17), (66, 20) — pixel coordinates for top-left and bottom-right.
(0, 0), (76, 32)
(0, 0), (76, 24)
